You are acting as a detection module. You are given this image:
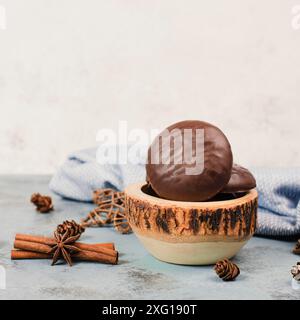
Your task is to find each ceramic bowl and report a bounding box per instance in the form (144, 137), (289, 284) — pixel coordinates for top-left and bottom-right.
(125, 183), (258, 265)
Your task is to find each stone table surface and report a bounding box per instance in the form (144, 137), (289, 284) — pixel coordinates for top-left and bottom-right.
(0, 175), (299, 300)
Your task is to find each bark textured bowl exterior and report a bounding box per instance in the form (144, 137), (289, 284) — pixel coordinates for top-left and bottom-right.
(125, 183), (258, 265)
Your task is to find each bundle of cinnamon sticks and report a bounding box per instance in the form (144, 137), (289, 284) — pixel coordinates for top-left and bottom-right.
(11, 234), (118, 265)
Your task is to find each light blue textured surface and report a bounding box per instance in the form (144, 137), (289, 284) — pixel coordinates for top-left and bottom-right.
(0, 175), (300, 300)
(50, 148), (300, 238)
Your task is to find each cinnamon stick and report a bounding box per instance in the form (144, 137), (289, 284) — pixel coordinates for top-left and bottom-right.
(15, 234), (56, 245)
(87, 242), (115, 251)
(13, 233), (118, 264)
(11, 250), (50, 260)
(11, 249), (118, 264)
(15, 234), (115, 250)
(14, 240), (52, 254)
(14, 239), (117, 258)
(73, 250), (118, 265)
(74, 242), (117, 258)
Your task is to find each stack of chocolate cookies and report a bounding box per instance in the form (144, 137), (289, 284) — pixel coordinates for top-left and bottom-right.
(146, 120), (256, 202)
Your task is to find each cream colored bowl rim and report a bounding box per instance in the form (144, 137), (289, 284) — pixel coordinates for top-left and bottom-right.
(125, 182), (258, 209)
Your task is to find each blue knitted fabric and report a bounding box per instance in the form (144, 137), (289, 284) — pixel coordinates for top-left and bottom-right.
(49, 148), (300, 239)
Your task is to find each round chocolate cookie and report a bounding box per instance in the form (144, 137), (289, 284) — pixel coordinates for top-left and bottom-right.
(221, 164), (256, 193)
(146, 120), (233, 201)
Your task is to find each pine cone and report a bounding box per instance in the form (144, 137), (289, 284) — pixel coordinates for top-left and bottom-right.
(214, 259), (240, 281)
(293, 240), (300, 255)
(291, 262), (300, 281)
(31, 193), (53, 213)
(56, 220), (85, 237)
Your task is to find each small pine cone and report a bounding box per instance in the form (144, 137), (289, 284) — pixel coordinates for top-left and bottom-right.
(293, 240), (300, 255)
(291, 262), (300, 281)
(31, 193), (53, 213)
(56, 220), (85, 237)
(214, 259), (240, 281)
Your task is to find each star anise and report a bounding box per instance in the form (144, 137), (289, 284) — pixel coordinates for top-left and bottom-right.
(50, 231), (81, 266)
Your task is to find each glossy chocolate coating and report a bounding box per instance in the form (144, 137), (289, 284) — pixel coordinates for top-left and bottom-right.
(221, 164), (256, 193)
(146, 120), (233, 201)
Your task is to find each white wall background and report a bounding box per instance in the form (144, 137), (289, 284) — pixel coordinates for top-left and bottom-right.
(0, 0), (300, 174)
